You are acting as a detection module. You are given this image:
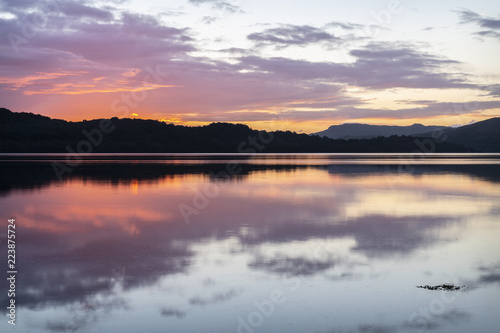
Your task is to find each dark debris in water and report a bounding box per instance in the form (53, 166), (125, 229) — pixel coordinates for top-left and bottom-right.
(417, 283), (465, 291)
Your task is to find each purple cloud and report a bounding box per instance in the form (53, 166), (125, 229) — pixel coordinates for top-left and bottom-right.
(59, 2), (114, 21)
(0, 0), (495, 126)
(459, 9), (500, 29)
(247, 24), (340, 48)
(485, 84), (500, 97)
(238, 42), (472, 90)
(458, 9), (500, 40)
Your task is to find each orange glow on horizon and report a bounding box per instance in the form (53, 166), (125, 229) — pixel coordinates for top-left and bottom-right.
(15, 97), (499, 133)
(24, 84), (181, 96)
(0, 71), (88, 89)
(42, 112), (497, 134)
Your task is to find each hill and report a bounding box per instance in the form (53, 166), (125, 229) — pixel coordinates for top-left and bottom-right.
(0, 108), (474, 153)
(416, 117), (500, 152)
(313, 123), (447, 139)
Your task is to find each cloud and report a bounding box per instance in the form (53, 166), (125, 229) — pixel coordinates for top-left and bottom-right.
(160, 307), (186, 318)
(458, 9), (500, 40)
(189, 289), (241, 306)
(202, 16), (218, 24)
(248, 24), (340, 48)
(188, 0), (242, 13)
(0, 5), (194, 96)
(459, 9), (500, 29)
(239, 42), (473, 90)
(44, 296), (127, 332)
(321, 310), (470, 333)
(325, 21), (365, 30)
(0, 1), (495, 125)
(0, 0), (115, 20)
(325, 21), (386, 36)
(476, 263), (500, 285)
(249, 255), (337, 277)
(404, 309), (471, 331)
(218, 47), (252, 54)
(325, 100), (499, 121)
(235, 214), (458, 261)
(485, 84), (500, 97)
(59, 1), (114, 21)
(0, 162), (492, 314)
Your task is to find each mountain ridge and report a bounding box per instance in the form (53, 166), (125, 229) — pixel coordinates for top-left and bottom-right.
(1, 107), (496, 153)
(313, 123), (448, 139)
(416, 117), (500, 152)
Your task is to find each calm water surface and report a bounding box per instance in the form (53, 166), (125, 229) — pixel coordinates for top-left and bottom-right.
(1, 154), (500, 333)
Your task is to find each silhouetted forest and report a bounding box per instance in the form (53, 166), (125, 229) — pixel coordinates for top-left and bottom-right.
(0, 107), (478, 153)
(416, 117), (500, 152)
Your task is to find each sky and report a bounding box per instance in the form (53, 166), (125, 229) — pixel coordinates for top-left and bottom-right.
(1, 0), (500, 133)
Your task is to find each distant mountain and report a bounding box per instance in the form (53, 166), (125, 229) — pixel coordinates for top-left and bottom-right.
(0, 108), (474, 153)
(313, 123), (447, 139)
(416, 117), (500, 152)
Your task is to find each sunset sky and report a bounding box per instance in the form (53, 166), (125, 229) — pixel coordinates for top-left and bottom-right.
(1, 0), (500, 133)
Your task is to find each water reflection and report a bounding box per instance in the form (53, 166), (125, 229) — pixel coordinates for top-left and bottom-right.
(0, 155), (499, 332)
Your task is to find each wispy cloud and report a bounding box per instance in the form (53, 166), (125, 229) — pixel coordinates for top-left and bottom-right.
(457, 9), (500, 40)
(189, 289), (241, 306)
(239, 42), (472, 90)
(0, 0), (497, 128)
(248, 24), (340, 48)
(0, 3), (193, 96)
(188, 0), (243, 13)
